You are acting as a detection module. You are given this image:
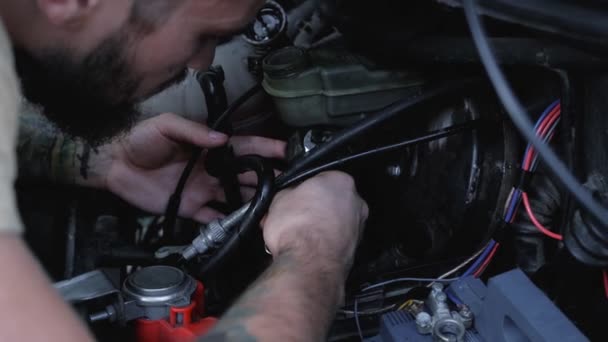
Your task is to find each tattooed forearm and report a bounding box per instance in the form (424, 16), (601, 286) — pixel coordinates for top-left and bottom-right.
(198, 253), (345, 342)
(17, 103), (98, 185)
(199, 320), (259, 342)
(198, 258), (288, 342)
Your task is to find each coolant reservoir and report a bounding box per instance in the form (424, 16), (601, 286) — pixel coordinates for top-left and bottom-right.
(262, 47), (424, 127)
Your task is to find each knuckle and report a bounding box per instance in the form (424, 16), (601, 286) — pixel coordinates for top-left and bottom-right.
(315, 171), (356, 189)
(335, 172), (356, 187)
(158, 112), (177, 120)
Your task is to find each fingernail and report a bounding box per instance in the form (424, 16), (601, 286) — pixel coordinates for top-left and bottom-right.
(209, 131), (227, 141)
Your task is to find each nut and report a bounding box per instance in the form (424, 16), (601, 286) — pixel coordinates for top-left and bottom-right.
(459, 306), (473, 319)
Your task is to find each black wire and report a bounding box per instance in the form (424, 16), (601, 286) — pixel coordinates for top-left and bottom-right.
(212, 84), (263, 133)
(184, 80), (472, 267)
(196, 82), (478, 270)
(169, 81), (472, 240)
(196, 84), (477, 271)
(163, 84), (263, 234)
(278, 120), (480, 189)
(199, 155), (275, 274)
(200, 119), (478, 272)
(275, 80), (479, 188)
(463, 0), (608, 228)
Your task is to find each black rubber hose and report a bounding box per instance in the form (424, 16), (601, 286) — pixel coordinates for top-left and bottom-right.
(199, 68), (243, 211)
(278, 120), (480, 190)
(170, 81), (466, 234)
(163, 84), (263, 235)
(198, 68), (230, 133)
(198, 83), (478, 272)
(199, 155), (275, 274)
(275, 80), (479, 188)
(200, 122), (479, 272)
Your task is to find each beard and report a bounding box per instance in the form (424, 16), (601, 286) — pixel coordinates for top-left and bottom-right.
(14, 32), (142, 147)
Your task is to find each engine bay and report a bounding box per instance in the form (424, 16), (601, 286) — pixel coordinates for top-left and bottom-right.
(18, 1), (608, 341)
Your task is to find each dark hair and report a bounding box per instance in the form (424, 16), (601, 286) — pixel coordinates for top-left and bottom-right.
(129, 0), (184, 33)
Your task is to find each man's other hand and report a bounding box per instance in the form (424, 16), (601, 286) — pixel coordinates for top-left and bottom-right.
(262, 172), (369, 277)
(95, 113), (285, 223)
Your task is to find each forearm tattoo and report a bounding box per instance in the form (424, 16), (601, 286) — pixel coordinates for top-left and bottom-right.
(197, 257), (296, 342)
(198, 254), (341, 342)
(17, 104), (93, 184)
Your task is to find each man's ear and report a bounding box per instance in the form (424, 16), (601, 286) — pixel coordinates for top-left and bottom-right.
(36, 0), (100, 27)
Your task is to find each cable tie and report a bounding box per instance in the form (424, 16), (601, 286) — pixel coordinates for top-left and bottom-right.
(491, 221), (507, 243)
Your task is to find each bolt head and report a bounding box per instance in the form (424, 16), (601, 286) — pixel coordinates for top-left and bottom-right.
(416, 312), (432, 326)
(415, 312), (433, 335)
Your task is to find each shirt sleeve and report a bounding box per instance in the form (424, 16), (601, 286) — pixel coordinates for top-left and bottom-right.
(0, 20), (24, 234)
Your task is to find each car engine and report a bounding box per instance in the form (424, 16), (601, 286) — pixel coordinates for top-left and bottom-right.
(18, 0), (608, 341)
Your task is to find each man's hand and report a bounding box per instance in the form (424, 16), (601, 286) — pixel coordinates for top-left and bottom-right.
(200, 172), (368, 342)
(92, 113), (285, 223)
(263, 171), (369, 276)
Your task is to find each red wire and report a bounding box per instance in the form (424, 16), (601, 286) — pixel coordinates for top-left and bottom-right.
(508, 196), (521, 223)
(524, 105), (560, 169)
(537, 104), (561, 138)
(523, 105), (561, 170)
(521, 192), (563, 240)
(523, 149), (533, 171)
(603, 270), (608, 299)
(473, 243), (500, 277)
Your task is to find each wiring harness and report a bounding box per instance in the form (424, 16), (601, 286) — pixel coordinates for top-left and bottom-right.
(463, 0), (608, 300)
(504, 100), (563, 239)
(445, 101), (564, 303)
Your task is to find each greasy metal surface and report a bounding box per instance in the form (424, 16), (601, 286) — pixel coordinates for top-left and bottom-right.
(55, 270), (118, 304)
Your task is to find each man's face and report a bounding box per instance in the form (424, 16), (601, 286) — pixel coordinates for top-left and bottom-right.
(15, 0), (264, 145)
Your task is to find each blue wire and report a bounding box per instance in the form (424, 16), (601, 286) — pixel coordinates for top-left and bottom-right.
(523, 100), (560, 165)
(505, 189), (520, 222)
(535, 100), (560, 130)
(531, 117), (562, 170)
(462, 240), (496, 277)
(447, 290), (463, 305)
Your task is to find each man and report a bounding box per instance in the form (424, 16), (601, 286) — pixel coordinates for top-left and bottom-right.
(0, 1), (368, 341)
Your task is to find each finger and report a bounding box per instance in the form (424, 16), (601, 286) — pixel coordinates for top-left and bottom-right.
(193, 207), (226, 224)
(237, 169), (282, 187)
(238, 171), (258, 187)
(231, 136), (286, 159)
(154, 113), (228, 148)
(240, 186), (256, 202)
(212, 187), (227, 203)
